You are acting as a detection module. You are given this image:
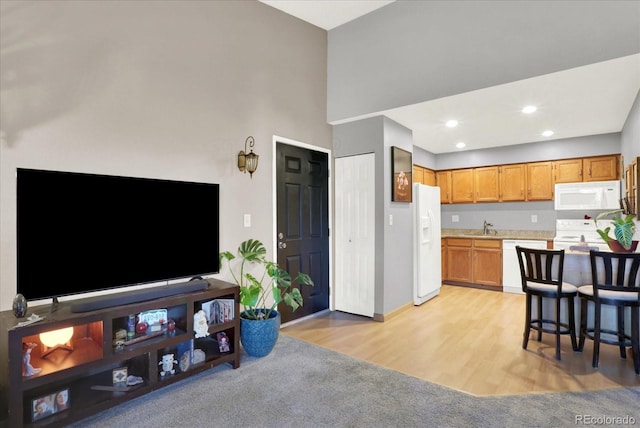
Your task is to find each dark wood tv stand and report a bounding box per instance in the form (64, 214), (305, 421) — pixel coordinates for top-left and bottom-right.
(0, 279), (240, 427)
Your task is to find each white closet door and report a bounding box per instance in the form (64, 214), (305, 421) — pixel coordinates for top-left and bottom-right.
(335, 153), (375, 317)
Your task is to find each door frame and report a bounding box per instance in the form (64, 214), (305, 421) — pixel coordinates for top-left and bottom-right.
(271, 135), (334, 311)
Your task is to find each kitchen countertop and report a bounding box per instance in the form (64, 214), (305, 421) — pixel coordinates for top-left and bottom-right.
(442, 229), (555, 241)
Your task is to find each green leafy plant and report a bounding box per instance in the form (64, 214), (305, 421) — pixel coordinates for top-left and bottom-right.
(219, 239), (314, 320)
(594, 209), (637, 250)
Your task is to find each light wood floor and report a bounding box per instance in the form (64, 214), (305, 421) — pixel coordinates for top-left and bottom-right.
(281, 285), (640, 397)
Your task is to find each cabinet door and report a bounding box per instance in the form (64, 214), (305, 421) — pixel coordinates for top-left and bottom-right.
(553, 158), (583, 183)
(499, 164), (526, 201)
(436, 171), (452, 204)
(423, 168), (437, 186)
(472, 240), (502, 287)
(474, 166), (500, 202)
(584, 155), (619, 181)
(526, 161), (553, 201)
(446, 239), (472, 282)
(451, 169), (474, 203)
(441, 239), (447, 282)
(413, 165), (424, 185)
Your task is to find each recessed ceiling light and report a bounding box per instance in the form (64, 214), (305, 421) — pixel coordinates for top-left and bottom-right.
(445, 119), (459, 128)
(522, 105), (537, 114)
(542, 130), (554, 137)
(456, 142), (466, 149)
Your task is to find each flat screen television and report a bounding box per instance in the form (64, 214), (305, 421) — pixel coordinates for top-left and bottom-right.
(16, 168), (220, 303)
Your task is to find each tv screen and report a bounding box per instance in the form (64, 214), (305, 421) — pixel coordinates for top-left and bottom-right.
(17, 168), (220, 301)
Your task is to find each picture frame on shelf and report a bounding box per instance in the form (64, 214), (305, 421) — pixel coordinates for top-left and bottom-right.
(112, 367), (128, 385)
(391, 146), (412, 202)
(31, 387), (70, 422)
(201, 299), (234, 325)
(216, 332), (230, 353)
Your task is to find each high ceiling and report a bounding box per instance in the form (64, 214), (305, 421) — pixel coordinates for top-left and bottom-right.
(260, 1), (640, 154)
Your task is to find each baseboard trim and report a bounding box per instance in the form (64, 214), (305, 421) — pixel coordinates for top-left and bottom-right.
(281, 309), (331, 328)
(373, 301), (414, 322)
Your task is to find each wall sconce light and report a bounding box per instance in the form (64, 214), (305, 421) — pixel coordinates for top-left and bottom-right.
(39, 326), (74, 358)
(238, 136), (259, 178)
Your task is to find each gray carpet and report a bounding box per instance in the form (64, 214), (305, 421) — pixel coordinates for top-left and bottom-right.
(71, 335), (640, 428)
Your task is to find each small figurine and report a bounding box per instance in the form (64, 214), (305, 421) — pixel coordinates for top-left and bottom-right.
(158, 353), (177, 377)
(193, 310), (209, 338)
(22, 342), (42, 377)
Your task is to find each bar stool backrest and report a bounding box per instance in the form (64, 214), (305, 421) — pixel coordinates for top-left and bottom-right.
(589, 251), (640, 301)
(517, 247), (564, 292)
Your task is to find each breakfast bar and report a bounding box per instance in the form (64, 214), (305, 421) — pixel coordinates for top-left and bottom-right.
(555, 250), (636, 338)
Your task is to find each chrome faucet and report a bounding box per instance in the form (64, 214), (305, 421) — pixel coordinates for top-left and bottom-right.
(483, 220), (494, 235)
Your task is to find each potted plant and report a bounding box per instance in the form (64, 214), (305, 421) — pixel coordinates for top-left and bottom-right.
(219, 239), (313, 357)
(594, 209), (638, 252)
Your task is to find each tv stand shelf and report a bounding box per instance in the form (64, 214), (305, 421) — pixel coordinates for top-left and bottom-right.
(0, 279), (240, 427)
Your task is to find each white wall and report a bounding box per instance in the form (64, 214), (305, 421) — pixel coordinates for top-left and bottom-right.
(621, 90), (640, 162)
(333, 117), (414, 317)
(0, 1), (331, 310)
(328, 1), (640, 122)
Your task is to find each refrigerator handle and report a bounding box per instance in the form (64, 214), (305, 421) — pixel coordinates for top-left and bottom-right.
(421, 211), (433, 244)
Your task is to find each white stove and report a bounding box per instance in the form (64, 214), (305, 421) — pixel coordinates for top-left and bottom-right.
(553, 219), (610, 252)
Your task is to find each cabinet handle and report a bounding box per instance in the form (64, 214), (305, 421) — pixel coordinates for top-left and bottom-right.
(588, 168), (591, 176)
(580, 169), (583, 177)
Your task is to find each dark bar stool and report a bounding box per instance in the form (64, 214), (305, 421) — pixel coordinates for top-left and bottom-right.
(578, 251), (640, 374)
(516, 246), (579, 360)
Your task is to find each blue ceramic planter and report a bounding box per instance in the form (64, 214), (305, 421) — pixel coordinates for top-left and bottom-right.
(240, 310), (280, 357)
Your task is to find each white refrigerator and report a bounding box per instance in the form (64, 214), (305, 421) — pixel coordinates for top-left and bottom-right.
(413, 183), (442, 305)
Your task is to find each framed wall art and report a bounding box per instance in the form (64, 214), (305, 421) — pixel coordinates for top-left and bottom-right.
(391, 146), (412, 202)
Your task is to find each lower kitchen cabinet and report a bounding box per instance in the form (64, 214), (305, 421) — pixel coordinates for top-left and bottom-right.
(446, 238), (473, 283)
(472, 240), (502, 287)
(441, 239), (448, 282)
(445, 238), (502, 289)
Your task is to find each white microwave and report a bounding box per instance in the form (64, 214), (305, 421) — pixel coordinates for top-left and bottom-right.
(554, 180), (621, 211)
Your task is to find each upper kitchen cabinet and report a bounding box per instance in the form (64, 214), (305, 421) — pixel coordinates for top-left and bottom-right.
(553, 155), (620, 184)
(413, 164), (437, 186)
(451, 169), (474, 203)
(436, 170), (452, 204)
(474, 166), (500, 202)
(526, 161), (554, 201)
(584, 155), (619, 182)
(423, 169), (436, 186)
(553, 158), (584, 183)
(499, 164), (526, 202)
(413, 164), (424, 185)
(625, 157), (639, 217)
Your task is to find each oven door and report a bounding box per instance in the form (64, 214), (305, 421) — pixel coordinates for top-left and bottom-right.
(553, 240), (610, 252)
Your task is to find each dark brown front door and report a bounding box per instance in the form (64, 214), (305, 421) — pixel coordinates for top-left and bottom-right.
(276, 142), (329, 323)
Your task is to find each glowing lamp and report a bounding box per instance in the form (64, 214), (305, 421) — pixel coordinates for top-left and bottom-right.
(39, 327), (74, 358)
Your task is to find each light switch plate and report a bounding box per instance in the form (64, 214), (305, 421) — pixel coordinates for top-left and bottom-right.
(531, 215), (538, 223)
(244, 214), (251, 228)
(452, 215), (459, 223)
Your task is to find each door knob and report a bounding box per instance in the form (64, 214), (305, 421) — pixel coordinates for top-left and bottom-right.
(278, 242), (287, 249)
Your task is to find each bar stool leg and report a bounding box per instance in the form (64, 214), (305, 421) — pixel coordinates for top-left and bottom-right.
(537, 296), (543, 342)
(578, 297), (588, 352)
(632, 307), (639, 375)
(555, 295), (561, 360)
(616, 306), (627, 359)
(592, 302), (602, 368)
(523, 293), (532, 350)
(568, 296), (578, 351)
